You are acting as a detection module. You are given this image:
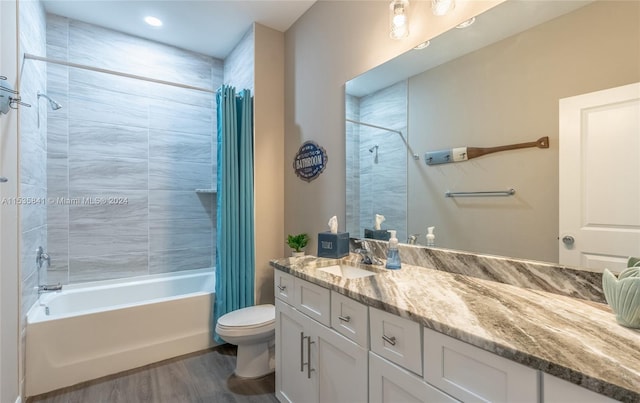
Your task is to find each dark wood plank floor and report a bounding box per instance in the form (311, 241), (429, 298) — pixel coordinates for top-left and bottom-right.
(27, 344), (278, 403)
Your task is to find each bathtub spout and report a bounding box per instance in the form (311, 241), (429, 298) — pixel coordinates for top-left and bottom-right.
(38, 283), (62, 294)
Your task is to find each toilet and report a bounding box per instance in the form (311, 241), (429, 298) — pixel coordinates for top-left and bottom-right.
(215, 304), (276, 378)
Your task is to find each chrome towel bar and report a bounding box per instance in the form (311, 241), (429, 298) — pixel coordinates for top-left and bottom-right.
(445, 189), (516, 198)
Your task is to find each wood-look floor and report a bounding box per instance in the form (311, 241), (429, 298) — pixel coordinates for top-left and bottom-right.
(27, 344), (278, 403)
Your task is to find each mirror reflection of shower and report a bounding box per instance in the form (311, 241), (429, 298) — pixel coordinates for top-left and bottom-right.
(37, 91), (62, 127)
(369, 144), (379, 164)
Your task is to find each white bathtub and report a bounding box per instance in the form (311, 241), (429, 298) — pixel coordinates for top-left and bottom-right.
(25, 268), (217, 397)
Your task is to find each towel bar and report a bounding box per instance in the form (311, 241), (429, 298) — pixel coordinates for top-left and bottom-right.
(445, 189), (516, 198)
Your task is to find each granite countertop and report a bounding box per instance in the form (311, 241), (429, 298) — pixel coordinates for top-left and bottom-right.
(270, 254), (640, 402)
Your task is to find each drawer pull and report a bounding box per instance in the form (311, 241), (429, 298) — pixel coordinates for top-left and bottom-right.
(277, 285), (286, 291)
(307, 336), (315, 379)
(338, 315), (351, 322)
(382, 334), (397, 346)
(300, 332), (305, 372)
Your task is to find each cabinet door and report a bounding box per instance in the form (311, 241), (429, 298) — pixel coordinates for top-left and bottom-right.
(543, 373), (618, 403)
(370, 352), (459, 403)
(275, 300), (316, 403)
(312, 316), (368, 403)
(424, 328), (538, 403)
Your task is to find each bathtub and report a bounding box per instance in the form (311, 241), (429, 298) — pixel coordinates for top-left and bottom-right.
(25, 268), (217, 397)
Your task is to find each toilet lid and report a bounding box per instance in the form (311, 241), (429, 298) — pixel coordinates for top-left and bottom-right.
(217, 304), (275, 329)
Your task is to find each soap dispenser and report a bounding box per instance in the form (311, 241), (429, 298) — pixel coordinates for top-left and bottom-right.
(385, 230), (402, 270)
(426, 227), (435, 247)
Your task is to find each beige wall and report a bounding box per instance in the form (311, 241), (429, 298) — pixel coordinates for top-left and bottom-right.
(254, 23), (284, 304)
(407, 1), (640, 262)
(284, 0), (501, 253)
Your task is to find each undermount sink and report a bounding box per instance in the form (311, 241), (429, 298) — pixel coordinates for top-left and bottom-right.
(318, 264), (377, 279)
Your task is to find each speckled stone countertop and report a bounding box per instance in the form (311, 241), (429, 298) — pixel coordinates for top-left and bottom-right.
(270, 254), (640, 402)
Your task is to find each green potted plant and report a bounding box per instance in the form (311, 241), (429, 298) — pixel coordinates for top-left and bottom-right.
(287, 233), (310, 257)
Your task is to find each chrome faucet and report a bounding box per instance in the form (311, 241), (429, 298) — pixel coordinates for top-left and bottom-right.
(353, 239), (383, 265)
(36, 246), (61, 294)
(408, 234), (420, 245)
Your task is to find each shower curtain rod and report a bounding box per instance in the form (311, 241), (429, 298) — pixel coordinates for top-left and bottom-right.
(345, 118), (403, 136)
(23, 53), (216, 94)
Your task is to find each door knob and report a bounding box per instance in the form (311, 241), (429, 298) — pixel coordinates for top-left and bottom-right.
(562, 235), (575, 245)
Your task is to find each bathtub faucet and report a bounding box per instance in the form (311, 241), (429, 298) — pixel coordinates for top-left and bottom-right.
(38, 283), (62, 294)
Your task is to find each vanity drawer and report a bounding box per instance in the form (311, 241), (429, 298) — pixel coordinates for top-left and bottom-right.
(331, 291), (368, 347)
(424, 327), (538, 403)
(370, 307), (422, 375)
(293, 277), (331, 326)
(274, 271), (295, 303)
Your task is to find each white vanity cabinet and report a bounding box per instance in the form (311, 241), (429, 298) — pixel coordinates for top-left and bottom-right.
(274, 269), (623, 403)
(275, 273), (368, 403)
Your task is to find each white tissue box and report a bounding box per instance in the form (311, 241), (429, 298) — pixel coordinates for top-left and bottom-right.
(317, 232), (349, 258)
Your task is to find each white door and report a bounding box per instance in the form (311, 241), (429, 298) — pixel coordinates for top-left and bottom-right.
(559, 82), (640, 271)
(0, 0), (20, 401)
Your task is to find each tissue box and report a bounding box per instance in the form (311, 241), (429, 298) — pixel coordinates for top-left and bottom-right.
(364, 229), (390, 241)
(317, 232), (350, 258)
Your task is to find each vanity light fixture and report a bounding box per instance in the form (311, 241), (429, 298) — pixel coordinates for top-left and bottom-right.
(144, 16), (163, 27)
(456, 17), (476, 29)
(414, 40), (431, 50)
(432, 0), (455, 16)
(390, 0), (410, 39)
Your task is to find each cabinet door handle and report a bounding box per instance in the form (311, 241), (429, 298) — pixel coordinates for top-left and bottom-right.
(382, 334), (397, 346)
(307, 335), (315, 379)
(277, 284), (286, 291)
(338, 315), (351, 322)
(300, 332), (305, 372)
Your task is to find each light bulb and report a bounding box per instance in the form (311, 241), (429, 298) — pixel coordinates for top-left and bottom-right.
(389, 0), (410, 39)
(432, 0), (455, 16)
(144, 16), (163, 27)
(393, 14), (406, 27)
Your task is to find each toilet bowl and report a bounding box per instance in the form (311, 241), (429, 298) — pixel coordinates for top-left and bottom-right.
(215, 304), (275, 378)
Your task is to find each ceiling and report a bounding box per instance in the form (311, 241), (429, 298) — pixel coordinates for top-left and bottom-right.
(41, 0), (317, 59)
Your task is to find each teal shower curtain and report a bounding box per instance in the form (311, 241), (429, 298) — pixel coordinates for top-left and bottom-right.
(214, 85), (254, 342)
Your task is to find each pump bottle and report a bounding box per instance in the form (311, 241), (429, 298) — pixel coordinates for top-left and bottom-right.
(426, 226), (435, 247)
(385, 230), (402, 270)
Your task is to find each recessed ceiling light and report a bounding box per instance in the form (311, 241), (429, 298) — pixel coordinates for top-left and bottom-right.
(144, 16), (163, 27)
(456, 17), (475, 29)
(414, 41), (431, 50)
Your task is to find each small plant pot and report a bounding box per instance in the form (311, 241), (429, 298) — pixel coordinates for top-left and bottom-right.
(291, 251), (305, 258)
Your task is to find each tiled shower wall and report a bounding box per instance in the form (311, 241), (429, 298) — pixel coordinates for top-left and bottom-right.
(45, 14), (223, 284)
(346, 81), (408, 241)
(345, 94), (361, 236)
(18, 2), (47, 388)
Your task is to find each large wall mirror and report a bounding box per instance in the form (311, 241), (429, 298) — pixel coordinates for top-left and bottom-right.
(345, 0), (640, 265)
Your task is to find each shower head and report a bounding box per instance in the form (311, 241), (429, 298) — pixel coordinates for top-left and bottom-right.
(369, 145), (379, 153)
(37, 92), (62, 110)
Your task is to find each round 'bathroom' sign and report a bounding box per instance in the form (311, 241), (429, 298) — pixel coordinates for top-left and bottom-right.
(293, 141), (328, 182)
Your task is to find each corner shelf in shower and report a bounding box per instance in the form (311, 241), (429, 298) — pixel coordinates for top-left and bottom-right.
(195, 189), (217, 194)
